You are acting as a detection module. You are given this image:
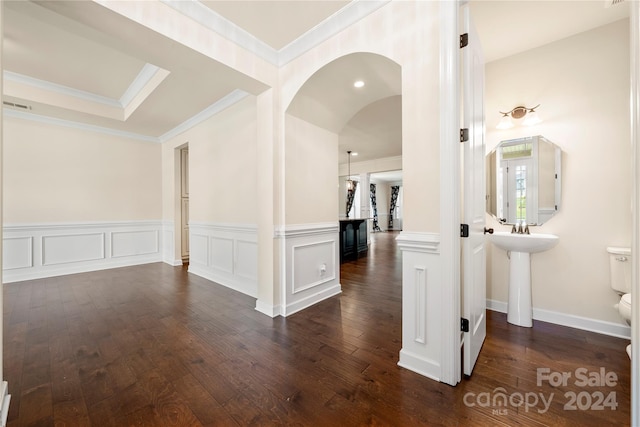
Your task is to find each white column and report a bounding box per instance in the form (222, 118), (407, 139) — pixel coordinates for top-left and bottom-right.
(255, 89), (283, 317)
(359, 173), (371, 219)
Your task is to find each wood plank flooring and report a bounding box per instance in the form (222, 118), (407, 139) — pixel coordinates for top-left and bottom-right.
(3, 231), (631, 426)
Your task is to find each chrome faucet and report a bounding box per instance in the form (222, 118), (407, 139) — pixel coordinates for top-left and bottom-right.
(511, 221), (530, 234)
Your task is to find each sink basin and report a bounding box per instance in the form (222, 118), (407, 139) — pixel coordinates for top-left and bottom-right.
(490, 231), (559, 254)
(489, 231), (559, 328)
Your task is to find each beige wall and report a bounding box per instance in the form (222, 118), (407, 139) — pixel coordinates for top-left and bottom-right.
(486, 19), (631, 323)
(162, 95), (259, 225)
(284, 114), (338, 224)
(279, 1), (441, 233)
(4, 116), (162, 223)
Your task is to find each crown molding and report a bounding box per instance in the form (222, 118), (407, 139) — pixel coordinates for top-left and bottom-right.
(4, 70), (119, 107)
(4, 88), (251, 144)
(3, 107), (159, 143)
(160, 0), (390, 67)
(4, 62), (170, 122)
(158, 89), (250, 143)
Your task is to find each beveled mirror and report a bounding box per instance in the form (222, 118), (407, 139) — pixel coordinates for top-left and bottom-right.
(486, 136), (561, 225)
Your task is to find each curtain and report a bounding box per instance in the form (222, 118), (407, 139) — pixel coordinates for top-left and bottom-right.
(389, 185), (400, 229)
(369, 183), (382, 231)
(345, 181), (358, 218)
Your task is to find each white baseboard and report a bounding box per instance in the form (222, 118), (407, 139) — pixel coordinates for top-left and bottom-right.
(3, 221), (163, 283)
(398, 349), (441, 382)
(486, 299), (631, 339)
(255, 300), (282, 318)
(0, 381), (10, 427)
(283, 284), (342, 317)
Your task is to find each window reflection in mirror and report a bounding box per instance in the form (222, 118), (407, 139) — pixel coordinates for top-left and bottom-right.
(486, 136), (561, 225)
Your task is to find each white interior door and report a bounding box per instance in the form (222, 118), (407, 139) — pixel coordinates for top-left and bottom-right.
(462, 4), (487, 376)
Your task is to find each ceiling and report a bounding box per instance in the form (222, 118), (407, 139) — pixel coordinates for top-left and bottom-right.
(2, 0), (632, 157)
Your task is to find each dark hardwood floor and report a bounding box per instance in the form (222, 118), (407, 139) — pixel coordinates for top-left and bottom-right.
(3, 231), (631, 426)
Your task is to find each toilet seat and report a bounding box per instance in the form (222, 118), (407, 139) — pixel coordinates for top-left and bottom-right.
(619, 293), (632, 323)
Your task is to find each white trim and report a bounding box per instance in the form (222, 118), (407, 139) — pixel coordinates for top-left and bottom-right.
(3, 220), (164, 283)
(398, 349), (441, 382)
(4, 89), (251, 145)
(159, 89), (250, 142)
(279, 223), (340, 317)
(188, 221), (257, 234)
(161, 0), (390, 67)
(276, 0), (390, 66)
(274, 222), (338, 238)
(630, 0), (640, 424)
(4, 70), (119, 107)
(3, 108), (158, 143)
(396, 232), (440, 253)
(439, 0), (461, 386)
(5, 64), (171, 122)
(0, 381), (10, 427)
(486, 300), (631, 340)
(188, 222), (258, 298)
(120, 63), (164, 106)
(255, 300), (282, 318)
(282, 284), (341, 317)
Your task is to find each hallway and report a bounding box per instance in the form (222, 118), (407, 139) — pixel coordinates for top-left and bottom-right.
(3, 231), (631, 425)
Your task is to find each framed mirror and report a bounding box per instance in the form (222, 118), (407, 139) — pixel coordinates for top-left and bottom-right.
(486, 135), (561, 225)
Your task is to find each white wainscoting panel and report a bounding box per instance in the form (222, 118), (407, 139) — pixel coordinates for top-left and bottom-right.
(396, 232), (442, 381)
(162, 221), (182, 266)
(42, 233), (105, 265)
(277, 223), (341, 316)
(209, 237), (234, 274)
(236, 239), (258, 282)
(188, 222), (258, 298)
(3, 221), (164, 283)
(111, 230), (159, 258)
(3, 237), (33, 270)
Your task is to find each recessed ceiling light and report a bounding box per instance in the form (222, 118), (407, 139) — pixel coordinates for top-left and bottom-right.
(353, 80), (365, 88)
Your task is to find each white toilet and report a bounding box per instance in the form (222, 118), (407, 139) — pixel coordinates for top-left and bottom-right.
(607, 246), (632, 358)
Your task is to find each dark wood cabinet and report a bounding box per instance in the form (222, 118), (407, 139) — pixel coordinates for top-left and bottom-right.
(339, 219), (368, 263)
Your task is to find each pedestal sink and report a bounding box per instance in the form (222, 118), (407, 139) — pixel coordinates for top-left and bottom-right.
(490, 232), (559, 327)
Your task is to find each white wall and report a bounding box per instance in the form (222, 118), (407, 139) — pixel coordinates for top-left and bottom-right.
(486, 19), (631, 335)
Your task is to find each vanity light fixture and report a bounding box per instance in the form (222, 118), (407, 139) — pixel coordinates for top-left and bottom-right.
(496, 104), (541, 129)
(346, 151), (355, 191)
(353, 80), (365, 88)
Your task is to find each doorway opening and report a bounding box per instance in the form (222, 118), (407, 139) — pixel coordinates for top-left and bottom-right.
(179, 146), (189, 264)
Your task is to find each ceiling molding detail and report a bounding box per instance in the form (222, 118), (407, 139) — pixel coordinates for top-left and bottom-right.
(159, 89), (250, 143)
(4, 70), (119, 107)
(3, 107), (159, 143)
(120, 64), (171, 119)
(4, 63), (170, 122)
(160, 0), (390, 66)
(4, 89), (251, 144)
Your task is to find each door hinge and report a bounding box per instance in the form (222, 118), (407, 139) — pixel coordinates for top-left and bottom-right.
(461, 318), (470, 332)
(460, 224), (469, 238)
(460, 33), (469, 48)
(460, 128), (469, 142)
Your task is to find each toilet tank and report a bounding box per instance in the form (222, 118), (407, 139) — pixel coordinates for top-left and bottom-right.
(607, 247), (631, 294)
